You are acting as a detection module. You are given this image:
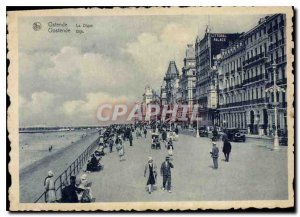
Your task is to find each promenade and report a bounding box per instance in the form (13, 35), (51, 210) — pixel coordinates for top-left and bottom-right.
(77, 133), (288, 202)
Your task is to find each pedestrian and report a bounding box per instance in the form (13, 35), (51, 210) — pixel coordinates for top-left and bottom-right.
(77, 174), (93, 203)
(144, 128), (147, 138)
(162, 130), (167, 146)
(129, 131), (133, 146)
(167, 138), (174, 156)
(116, 137), (125, 161)
(61, 176), (80, 203)
(108, 137), (114, 153)
(44, 170), (56, 203)
(144, 157), (157, 194)
(210, 142), (219, 169)
(222, 139), (232, 162)
(160, 156), (174, 193)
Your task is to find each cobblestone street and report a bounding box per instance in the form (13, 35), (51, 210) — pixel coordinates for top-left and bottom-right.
(79, 133), (288, 202)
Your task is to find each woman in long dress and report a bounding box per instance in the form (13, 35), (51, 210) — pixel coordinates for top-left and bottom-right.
(167, 139), (174, 156)
(116, 137), (125, 161)
(144, 157), (157, 194)
(44, 170), (56, 203)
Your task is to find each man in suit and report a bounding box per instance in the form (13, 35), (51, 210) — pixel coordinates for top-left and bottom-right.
(160, 156), (174, 193)
(210, 142), (219, 169)
(222, 139), (232, 162)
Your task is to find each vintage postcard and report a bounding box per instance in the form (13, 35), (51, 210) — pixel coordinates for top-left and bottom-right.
(7, 7), (294, 211)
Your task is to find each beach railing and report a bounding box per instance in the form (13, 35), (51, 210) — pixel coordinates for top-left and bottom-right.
(34, 136), (100, 203)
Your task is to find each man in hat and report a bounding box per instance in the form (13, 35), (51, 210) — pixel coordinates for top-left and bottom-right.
(61, 176), (80, 203)
(160, 156), (174, 193)
(210, 142), (219, 169)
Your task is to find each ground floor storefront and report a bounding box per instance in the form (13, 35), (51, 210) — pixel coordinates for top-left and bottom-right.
(218, 105), (287, 135)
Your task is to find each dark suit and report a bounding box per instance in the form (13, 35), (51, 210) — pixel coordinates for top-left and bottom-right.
(61, 184), (79, 203)
(222, 140), (232, 162)
(210, 146), (219, 169)
(160, 161), (174, 190)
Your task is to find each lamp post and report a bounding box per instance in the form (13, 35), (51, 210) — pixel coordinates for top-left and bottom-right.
(265, 63), (285, 150)
(272, 64), (279, 150)
(196, 113), (199, 138)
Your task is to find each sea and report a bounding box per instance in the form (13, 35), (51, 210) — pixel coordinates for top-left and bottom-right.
(19, 129), (96, 171)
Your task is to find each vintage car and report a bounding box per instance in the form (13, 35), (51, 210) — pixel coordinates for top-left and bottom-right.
(199, 127), (208, 137)
(278, 129), (288, 146)
(224, 128), (246, 142)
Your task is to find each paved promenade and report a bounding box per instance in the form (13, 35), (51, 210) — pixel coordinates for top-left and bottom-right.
(20, 132), (99, 202)
(78, 133), (288, 202)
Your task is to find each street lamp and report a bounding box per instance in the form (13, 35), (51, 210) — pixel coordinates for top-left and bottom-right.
(265, 63), (285, 150)
(196, 113), (199, 138)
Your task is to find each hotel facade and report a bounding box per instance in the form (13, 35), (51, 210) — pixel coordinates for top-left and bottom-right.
(217, 14), (287, 135)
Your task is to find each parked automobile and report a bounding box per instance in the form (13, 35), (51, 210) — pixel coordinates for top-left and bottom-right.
(224, 128), (246, 142)
(199, 126), (208, 137)
(278, 129), (288, 146)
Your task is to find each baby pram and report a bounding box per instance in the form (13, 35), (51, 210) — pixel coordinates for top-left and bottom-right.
(151, 134), (161, 149)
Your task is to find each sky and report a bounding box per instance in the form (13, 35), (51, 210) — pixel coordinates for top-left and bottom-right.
(18, 13), (268, 127)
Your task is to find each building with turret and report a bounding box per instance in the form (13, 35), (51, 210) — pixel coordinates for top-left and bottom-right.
(160, 61), (180, 105)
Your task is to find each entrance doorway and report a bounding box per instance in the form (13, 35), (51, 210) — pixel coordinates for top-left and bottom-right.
(263, 109), (268, 135)
(250, 110), (255, 134)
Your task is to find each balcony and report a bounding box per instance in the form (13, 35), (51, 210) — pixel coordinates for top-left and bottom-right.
(235, 84), (243, 89)
(242, 74), (265, 85)
(219, 98), (267, 109)
(265, 77), (287, 88)
(243, 53), (266, 68)
(275, 55), (287, 65)
(269, 39), (285, 51)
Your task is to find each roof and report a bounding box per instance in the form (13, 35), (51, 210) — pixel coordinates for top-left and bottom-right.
(165, 61), (179, 77)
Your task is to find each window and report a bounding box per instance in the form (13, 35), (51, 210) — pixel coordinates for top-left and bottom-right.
(248, 90), (250, 100)
(260, 45), (262, 54)
(282, 92), (286, 103)
(260, 65), (263, 76)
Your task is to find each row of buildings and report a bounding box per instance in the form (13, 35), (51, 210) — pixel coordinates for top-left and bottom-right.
(141, 14), (287, 136)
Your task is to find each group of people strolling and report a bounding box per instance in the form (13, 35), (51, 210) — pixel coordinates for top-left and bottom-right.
(144, 156), (174, 194)
(210, 138), (232, 169)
